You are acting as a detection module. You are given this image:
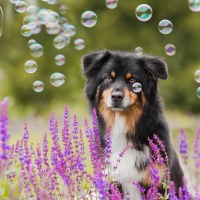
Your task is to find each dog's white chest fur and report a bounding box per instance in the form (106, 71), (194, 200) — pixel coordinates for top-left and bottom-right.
(108, 113), (150, 200)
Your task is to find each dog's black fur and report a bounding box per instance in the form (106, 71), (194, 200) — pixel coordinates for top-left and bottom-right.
(82, 50), (184, 195)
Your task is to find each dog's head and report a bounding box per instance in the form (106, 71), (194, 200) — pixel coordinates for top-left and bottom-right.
(82, 50), (168, 130)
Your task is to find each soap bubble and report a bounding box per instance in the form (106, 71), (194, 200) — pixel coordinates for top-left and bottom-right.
(30, 43), (44, 58)
(74, 39), (85, 50)
(158, 20), (173, 34)
(48, 11), (59, 24)
(189, 0), (200, 12)
(59, 33), (70, 44)
(21, 25), (32, 37)
(37, 10), (48, 25)
(55, 54), (66, 66)
(0, 7), (3, 37)
(26, 6), (39, 20)
(47, 0), (57, 5)
(28, 39), (36, 47)
(111, 171), (120, 181)
(135, 4), (153, 22)
(59, 4), (67, 15)
(33, 81), (44, 92)
(24, 60), (37, 73)
(106, 0), (118, 9)
(54, 36), (66, 49)
(135, 47), (143, 55)
(9, 0), (19, 3)
(63, 24), (76, 36)
(81, 11), (97, 28)
(59, 17), (68, 26)
(23, 16), (37, 29)
(132, 82), (142, 93)
(31, 24), (41, 35)
(197, 87), (200, 98)
(46, 23), (61, 35)
(194, 70), (200, 83)
(15, 1), (27, 13)
(165, 44), (176, 56)
(50, 72), (66, 87)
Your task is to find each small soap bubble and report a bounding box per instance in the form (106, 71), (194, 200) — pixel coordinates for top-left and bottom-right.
(21, 25), (32, 37)
(197, 87), (200, 98)
(24, 60), (37, 73)
(135, 47), (143, 55)
(28, 39), (36, 47)
(46, 23), (61, 35)
(106, 0), (118, 9)
(189, 0), (200, 12)
(135, 4), (153, 22)
(81, 11), (97, 28)
(9, 0), (19, 3)
(50, 72), (66, 87)
(37, 10), (48, 25)
(23, 16), (37, 29)
(33, 81), (44, 92)
(30, 43), (44, 58)
(158, 20), (173, 34)
(55, 54), (65, 66)
(15, 1), (27, 13)
(59, 17), (68, 26)
(165, 44), (176, 56)
(59, 5), (67, 15)
(26, 6), (39, 20)
(54, 36), (66, 50)
(63, 24), (76, 36)
(47, 0), (57, 5)
(111, 171), (120, 182)
(194, 70), (200, 83)
(48, 11), (59, 24)
(0, 7), (3, 37)
(132, 82), (142, 93)
(59, 33), (70, 44)
(31, 24), (41, 35)
(74, 39), (85, 50)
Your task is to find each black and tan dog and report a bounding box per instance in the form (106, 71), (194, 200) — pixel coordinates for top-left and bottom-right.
(82, 50), (183, 199)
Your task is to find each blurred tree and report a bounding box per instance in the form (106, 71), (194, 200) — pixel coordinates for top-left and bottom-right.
(0, 0), (200, 114)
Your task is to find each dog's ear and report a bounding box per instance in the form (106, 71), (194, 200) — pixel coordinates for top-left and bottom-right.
(140, 55), (168, 80)
(82, 50), (112, 78)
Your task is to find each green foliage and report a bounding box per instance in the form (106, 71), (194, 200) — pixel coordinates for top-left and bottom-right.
(0, 0), (200, 114)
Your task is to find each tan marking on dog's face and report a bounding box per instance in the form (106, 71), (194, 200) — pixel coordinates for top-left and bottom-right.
(140, 163), (165, 187)
(95, 86), (100, 99)
(126, 73), (132, 79)
(98, 88), (115, 128)
(111, 71), (115, 78)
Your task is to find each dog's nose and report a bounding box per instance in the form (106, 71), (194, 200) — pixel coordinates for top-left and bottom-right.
(111, 91), (124, 102)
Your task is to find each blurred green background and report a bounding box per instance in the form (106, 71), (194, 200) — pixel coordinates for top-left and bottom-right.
(0, 0), (200, 120)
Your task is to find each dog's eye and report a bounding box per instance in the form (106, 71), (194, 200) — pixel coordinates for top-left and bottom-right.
(129, 78), (135, 83)
(105, 76), (112, 82)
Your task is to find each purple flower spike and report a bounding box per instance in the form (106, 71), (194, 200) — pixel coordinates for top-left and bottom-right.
(179, 128), (188, 164)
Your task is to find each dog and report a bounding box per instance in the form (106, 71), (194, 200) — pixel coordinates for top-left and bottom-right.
(82, 50), (184, 199)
